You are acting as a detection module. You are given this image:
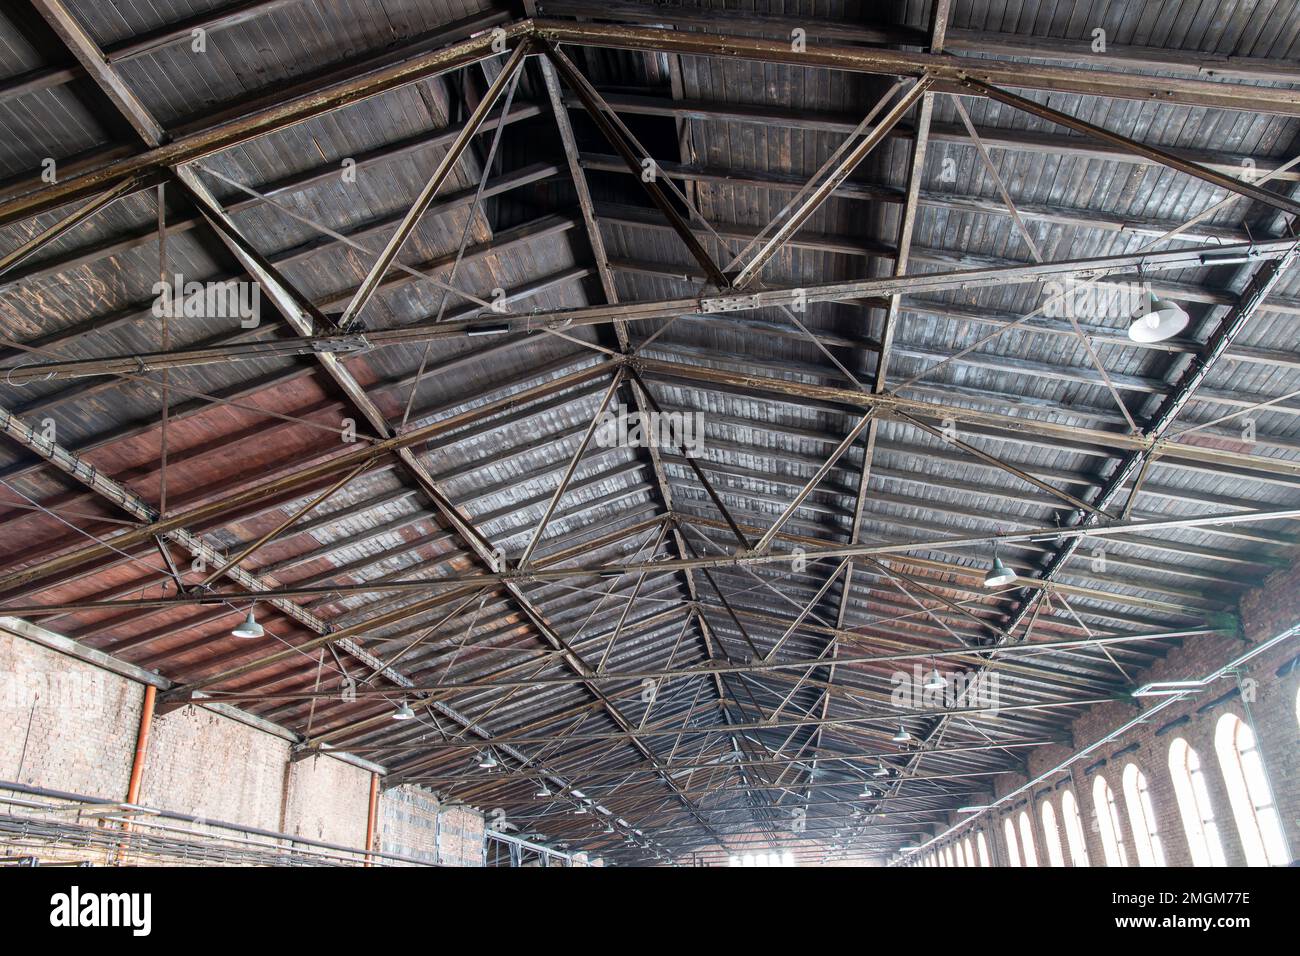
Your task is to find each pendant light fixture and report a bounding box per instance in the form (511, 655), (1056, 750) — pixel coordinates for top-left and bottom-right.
(924, 661), (947, 690)
(478, 750), (499, 769)
(983, 541), (1017, 588)
(231, 605), (263, 639)
(1127, 290), (1189, 343)
(391, 699), (415, 721)
(891, 723), (912, 743)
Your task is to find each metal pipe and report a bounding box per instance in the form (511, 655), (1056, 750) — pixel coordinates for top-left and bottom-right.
(126, 684), (156, 806)
(364, 772), (379, 867)
(116, 683), (156, 863)
(0, 778), (427, 866)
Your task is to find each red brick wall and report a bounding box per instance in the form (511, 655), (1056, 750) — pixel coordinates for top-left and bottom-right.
(914, 559), (1300, 868)
(0, 626), (386, 864)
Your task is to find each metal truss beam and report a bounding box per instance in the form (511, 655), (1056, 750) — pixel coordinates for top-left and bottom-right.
(531, 19), (1300, 117)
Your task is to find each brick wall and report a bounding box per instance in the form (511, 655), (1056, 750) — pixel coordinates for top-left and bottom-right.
(378, 784), (442, 865)
(437, 803), (487, 866)
(0, 625), (395, 865)
(282, 751), (371, 848)
(375, 785), (489, 866)
(140, 704), (290, 832)
(916, 558), (1300, 868)
(0, 628), (141, 799)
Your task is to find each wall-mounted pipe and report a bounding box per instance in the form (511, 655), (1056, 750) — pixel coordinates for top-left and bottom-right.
(364, 773), (379, 867)
(116, 684), (156, 863)
(126, 685), (156, 805)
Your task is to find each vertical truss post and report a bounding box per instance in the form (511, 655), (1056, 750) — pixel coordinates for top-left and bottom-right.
(337, 38), (534, 328)
(729, 77), (934, 288)
(752, 412), (875, 554)
(540, 40), (731, 288)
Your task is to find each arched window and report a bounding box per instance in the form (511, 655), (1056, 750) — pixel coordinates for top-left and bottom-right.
(1003, 818), (1021, 867)
(1061, 789), (1090, 867)
(976, 830), (991, 867)
(1121, 764), (1166, 867)
(1215, 714), (1288, 866)
(1093, 775), (1129, 867)
(961, 837), (975, 868)
(1040, 801), (1066, 867)
(1017, 810), (1039, 866)
(941, 845), (953, 867)
(1168, 738), (1225, 867)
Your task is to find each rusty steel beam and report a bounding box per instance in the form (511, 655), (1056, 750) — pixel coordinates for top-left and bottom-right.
(961, 77), (1300, 221)
(531, 19), (1300, 118)
(9, 235), (1300, 385)
(7, 13), (1296, 233)
(0, 18), (532, 226)
(337, 40), (533, 328)
(6, 503), (1297, 616)
(1000, 243), (1300, 639)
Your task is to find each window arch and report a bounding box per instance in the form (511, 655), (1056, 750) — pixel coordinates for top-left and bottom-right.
(1093, 775), (1129, 867)
(1215, 714), (1288, 866)
(940, 845), (953, 867)
(1017, 810), (1038, 867)
(961, 837), (975, 868)
(1121, 764), (1165, 866)
(1040, 801), (1066, 867)
(1003, 818), (1021, 867)
(1061, 789), (1090, 867)
(976, 831), (991, 867)
(1168, 738), (1225, 867)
